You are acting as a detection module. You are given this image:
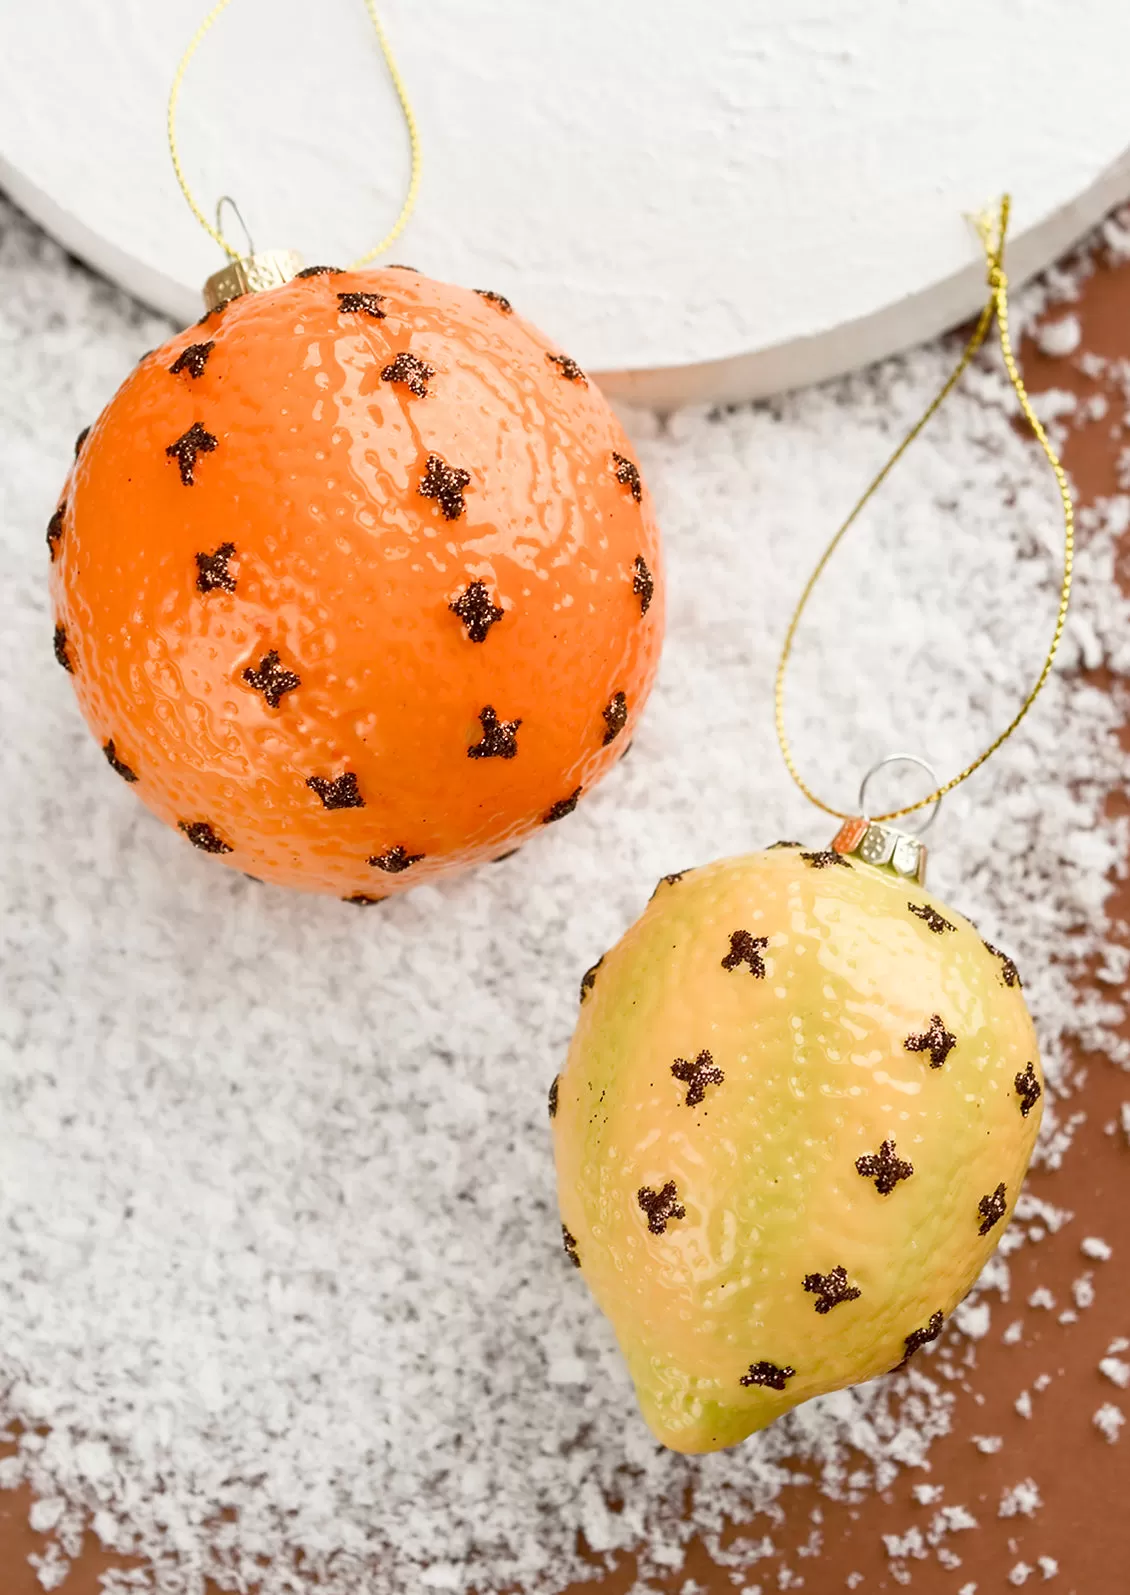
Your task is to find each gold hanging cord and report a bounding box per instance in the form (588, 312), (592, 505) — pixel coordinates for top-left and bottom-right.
(168, 0), (421, 266)
(774, 195), (1075, 823)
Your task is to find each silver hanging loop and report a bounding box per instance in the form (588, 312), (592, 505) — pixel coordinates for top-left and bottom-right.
(830, 753), (943, 885)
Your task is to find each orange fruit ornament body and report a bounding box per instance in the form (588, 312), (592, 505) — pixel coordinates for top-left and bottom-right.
(49, 268), (664, 898)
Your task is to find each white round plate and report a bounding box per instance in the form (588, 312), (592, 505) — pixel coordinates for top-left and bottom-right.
(2, 0), (1128, 407)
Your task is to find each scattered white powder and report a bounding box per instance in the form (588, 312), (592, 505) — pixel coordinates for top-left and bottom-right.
(1108, 1337), (1130, 1354)
(883, 1528), (927, 1561)
(1121, 1103), (1130, 1143)
(1080, 1236), (1112, 1261)
(27, 1496), (65, 1534)
(959, 1583), (978, 1595)
(845, 1576), (863, 1591)
(1028, 1288), (1057, 1310)
(937, 1546), (962, 1569)
(1009, 1564), (1033, 1587)
(1, 195), (1129, 1595)
(1036, 314), (1082, 358)
(1002, 1321), (1024, 1346)
(954, 1301), (991, 1340)
(973, 1435), (1003, 1454)
(1033, 1373), (1052, 1393)
(1016, 1391), (1034, 1419)
(1072, 1273), (1096, 1310)
(911, 1483), (944, 1505)
(1037, 1555), (1059, 1579)
(1058, 1309), (1078, 1324)
(999, 1479), (1042, 1518)
(1014, 1196), (1073, 1234)
(1093, 1403), (1125, 1443)
(932, 1505), (978, 1535)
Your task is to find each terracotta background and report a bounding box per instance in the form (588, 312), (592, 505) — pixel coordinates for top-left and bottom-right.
(3, 235), (1129, 1593)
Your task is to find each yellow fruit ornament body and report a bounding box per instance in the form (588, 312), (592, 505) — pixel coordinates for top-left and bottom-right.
(552, 837), (1042, 1454)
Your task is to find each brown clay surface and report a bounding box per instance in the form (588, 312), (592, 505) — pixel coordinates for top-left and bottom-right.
(4, 240), (1129, 1593)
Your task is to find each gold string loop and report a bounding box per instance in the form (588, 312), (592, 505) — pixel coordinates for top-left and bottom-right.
(774, 194), (1075, 825)
(167, 0), (421, 267)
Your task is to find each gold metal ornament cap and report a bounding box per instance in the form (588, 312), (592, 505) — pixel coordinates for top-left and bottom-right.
(202, 249), (304, 310)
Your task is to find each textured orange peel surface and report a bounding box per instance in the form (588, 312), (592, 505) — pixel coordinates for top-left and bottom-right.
(50, 269), (665, 897)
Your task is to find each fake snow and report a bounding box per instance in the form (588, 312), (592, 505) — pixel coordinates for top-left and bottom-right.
(1093, 1404), (1125, 1443)
(2, 194), (1130, 1595)
(1080, 1236), (1112, 1261)
(1035, 314), (1082, 358)
(1099, 1357), (1130, 1389)
(999, 1480), (1042, 1518)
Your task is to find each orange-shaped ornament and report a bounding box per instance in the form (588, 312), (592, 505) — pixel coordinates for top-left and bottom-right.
(49, 268), (664, 898)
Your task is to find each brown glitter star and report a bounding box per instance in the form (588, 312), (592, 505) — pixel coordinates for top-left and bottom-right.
(165, 421), (218, 486)
(53, 623), (73, 673)
(637, 1181), (686, 1236)
(562, 1225), (581, 1268)
(295, 265), (342, 278)
(546, 352), (587, 384)
(905, 1014), (956, 1069)
(242, 649), (301, 709)
(721, 929), (768, 978)
(984, 940), (1022, 988)
(1014, 1062), (1042, 1118)
(768, 840), (803, 849)
(544, 788), (581, 824)
(800, 850), (851, 870)
(102, 740), (138, 783)
(337, 290), (387, 318)
(908, 902), (956, 934)
(197, 296), (238, 325)
(178, 821), (232, 855)
(195, 541), (237, 595)
(803, 1266), (862, 1315)
(46, 502), (65, 561)
(856, 1139), (914, 1195)
(579, 957), (603, 1003)
(649, 870), (687, 902)
(450, 581), (503, 642)
(611, 451), (642, 503)
(474, 288), (513, 313)
(306, 772), (366, 810)
(899, 1310), (945, 1366)
(74, 425), (90, 458)
(169, 341), (215, 379)
(548, 1076), (559, 1118)
(632, 554), (654, 614)
(381, 351), (435, 398)
(419, 452), (472, 521)
(344, 894), (385, 906)
(368, 845), (424, 873)
(671, 1050), (724, 1108)
(977, 1182), (1008, 1236)
(740, 1360), (796, 1391)
(468, 705), (521, 760)
(602, 691), (628, 745)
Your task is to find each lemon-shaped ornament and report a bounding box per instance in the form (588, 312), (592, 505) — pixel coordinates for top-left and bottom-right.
(551, 824), (1042, 1453)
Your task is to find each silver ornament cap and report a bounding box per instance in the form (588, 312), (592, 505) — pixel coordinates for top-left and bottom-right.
(831, 816), (928, 884)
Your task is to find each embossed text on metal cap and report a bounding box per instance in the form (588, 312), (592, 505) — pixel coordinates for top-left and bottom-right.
(202, 250), (305, 311)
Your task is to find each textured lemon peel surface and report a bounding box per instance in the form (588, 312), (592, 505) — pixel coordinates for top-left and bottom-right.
(555, 851), (1040, 1451)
